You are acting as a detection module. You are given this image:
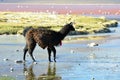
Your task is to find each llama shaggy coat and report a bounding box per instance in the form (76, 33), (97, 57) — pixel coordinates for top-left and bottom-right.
(23, 22), (75, 62)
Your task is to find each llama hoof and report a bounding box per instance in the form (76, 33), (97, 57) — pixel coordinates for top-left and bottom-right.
(49, 60), (53, 62)
(33, 60), (36, 62)
(54, 60), (56, 62)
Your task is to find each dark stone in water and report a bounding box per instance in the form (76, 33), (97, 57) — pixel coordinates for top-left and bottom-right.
(14, 60), (23, 63)
(16, 50), (19, 52)
(3, 58), (9, 61)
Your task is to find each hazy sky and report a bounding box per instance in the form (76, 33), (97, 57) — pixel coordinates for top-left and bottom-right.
(0, 0), (120, 4)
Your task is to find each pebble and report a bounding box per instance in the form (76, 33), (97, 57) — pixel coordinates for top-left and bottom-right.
(16, 50), (19, 52)
(3, 58), (9, 61)
(10, 67), (14, 72)
(33, 62), (37, 64)
(92, 78), (95, 80)
(70, 50), (75, 53)
(14, 60), (23, 63)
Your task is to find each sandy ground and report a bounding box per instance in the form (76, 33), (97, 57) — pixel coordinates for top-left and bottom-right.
(0, 33), (120, 80)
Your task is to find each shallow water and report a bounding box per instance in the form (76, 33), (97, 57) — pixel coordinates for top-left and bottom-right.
(0, 23), (120, 80)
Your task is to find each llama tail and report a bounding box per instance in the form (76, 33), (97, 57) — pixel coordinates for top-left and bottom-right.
(23, 26), (33, 37)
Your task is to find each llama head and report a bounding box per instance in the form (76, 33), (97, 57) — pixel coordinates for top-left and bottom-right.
(68, 22), (75, 31)
(59, 22), (75, 36)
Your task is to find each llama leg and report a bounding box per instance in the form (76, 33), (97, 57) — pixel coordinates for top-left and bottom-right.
(52, 47), (56, 62)
(47, 47), (52, 62)
(28, 43), (36, 62)
(23, 44), (28, 61)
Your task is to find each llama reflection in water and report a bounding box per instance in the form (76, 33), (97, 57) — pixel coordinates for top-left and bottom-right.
(38, 63), (61, 80)
(23, 63), (36, 80)
(23, 63), (61, 80)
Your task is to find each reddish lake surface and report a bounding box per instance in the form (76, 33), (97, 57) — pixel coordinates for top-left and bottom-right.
(0, 4), (120, 15)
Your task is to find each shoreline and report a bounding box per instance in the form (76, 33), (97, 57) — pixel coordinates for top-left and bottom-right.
(0, 31), (118, 42)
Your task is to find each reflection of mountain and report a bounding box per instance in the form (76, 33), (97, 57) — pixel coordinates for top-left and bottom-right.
(0, 0), (120, 4)
(23, 63), (61, 80)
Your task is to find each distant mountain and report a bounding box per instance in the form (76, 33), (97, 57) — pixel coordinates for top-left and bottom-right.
(0, 0), (120, 4)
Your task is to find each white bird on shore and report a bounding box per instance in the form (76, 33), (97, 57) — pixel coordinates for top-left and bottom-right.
(87, 42), (98, 47)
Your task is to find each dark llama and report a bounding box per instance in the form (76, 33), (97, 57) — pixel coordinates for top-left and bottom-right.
(23, 22), (75, 62)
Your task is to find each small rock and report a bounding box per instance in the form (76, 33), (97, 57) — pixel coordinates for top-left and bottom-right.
(92, 78), (95, 80)
(33, 62), (37, 64)
(70, 50), (75, 53)
(3, 58), (9, 61)
(16, 50), (19, 52)
(10, 67), (14, 72)
(14, 60), (23, 63)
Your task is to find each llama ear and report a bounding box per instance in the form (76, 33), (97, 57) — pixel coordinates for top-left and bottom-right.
(70, 22), (75, 25)
(69, 22), (73, 25)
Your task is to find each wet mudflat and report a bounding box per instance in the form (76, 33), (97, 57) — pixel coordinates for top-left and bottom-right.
(0, 32), (120, 80)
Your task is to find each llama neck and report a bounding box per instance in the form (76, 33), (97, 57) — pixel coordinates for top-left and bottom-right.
(59, 26), (70, 40)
